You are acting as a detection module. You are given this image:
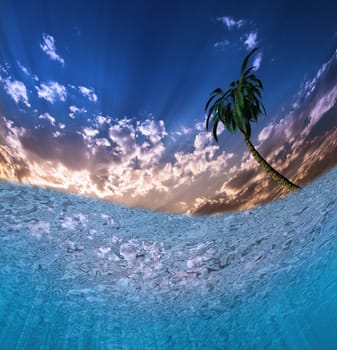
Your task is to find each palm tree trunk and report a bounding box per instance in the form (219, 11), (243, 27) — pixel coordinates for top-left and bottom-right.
(240, 130), (301, 191)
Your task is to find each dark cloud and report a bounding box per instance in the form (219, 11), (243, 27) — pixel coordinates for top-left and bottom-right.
(0, 121), (8, 145)
(194, 176), (277, 215)
(19, 127), (90, 171)
(307, 103), (337, 140)
(194, 124), (337, 215)
(57, 133), (90, 170)
(226, 168), (259, 191)
(194, 196), (242, 215)
(89, 173), (108, 191)
(0, 144), (31, 181)
(20, 127), (59, 160)
(13, 158), (30, 181)
(90, 145), (121, 169)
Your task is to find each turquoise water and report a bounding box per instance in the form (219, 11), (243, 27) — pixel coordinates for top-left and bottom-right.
(0, 166), (336, 349)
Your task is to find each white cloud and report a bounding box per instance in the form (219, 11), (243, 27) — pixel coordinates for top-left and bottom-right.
(214, 40), (230, 50)
(96, 115), (111, 126)
(81, 127), (100, 145)
(36, 81), (67, 103)
(52, 131), (62, 138)
(59, 123), (66, 129)
(40, 33), (64, 65)
(244, 32), (258, 50)
(252, 52), (263, 70)
(3, 79), (30, 107)
(78, 86), (98, 102)
(109, 118), (137, 156)
(137, 119), (167, 144)
(95, 138), (110, 147)
(174, 126), (192, 136)
(69, 105), (79, 113)
(17, 61), (29, 76)
(69, 105), (87, 119)
(0, 63), (9, 76)
(82, 127), (99, 138)
(195, 121), (205, 131)
(38, 112), (56, 126)
(194, 132), (212, 151)
(217, 16), (245, 30)
(258, 123), (273, 143)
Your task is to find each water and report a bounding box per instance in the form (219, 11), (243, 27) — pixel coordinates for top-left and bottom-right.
(0, 165), (336, 349)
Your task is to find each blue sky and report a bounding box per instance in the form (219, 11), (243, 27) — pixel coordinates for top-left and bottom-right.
(1, 0), (337, 213)
(3, 0), (337, 126)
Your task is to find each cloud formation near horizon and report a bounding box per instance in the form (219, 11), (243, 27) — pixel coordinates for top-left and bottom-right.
(0, 113), (236, 212)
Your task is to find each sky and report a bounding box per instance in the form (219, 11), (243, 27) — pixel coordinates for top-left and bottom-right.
(1, 0), (337, 214)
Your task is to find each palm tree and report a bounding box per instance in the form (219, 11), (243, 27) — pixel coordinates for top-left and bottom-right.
(205, 48), (301, 192)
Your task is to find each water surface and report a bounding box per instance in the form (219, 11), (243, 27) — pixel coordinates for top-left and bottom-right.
(0, 166), (337, 349)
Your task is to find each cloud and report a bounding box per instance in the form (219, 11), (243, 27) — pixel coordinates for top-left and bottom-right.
(252, 52), (263, 70)
(36, 81), (67, 103)
(69, 105), (87, 119)
(137, 119), (167, 144)
(214, 40), (230, 50)
(78, 86), (98, 102)
(0, 63), (9, 76)
(193, 130), (213, 151)
(38, 112), (56, 126)
(244, 32), (258, 50)
(96, 115), (111, 126)
(82, 127), (99, 140)
(216, 16), (245, 30)
(174, 126), (192, 137)
(257, 123), (274, 143)
(214, 17), (260, 54)
(2, 78), (30, 107)
(95, 115), (111, 128)
(17, 126), (90, 171)
(108, 117), (137, 157)
(95, 138), (110, 147)
(17, 61), (29, 76)
(40, 34), (64, 65)
(0, 112), (234, 213)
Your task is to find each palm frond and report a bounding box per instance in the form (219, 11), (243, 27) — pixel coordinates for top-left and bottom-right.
(205, 47), (266, 143)
(246, 74), (263, 88)
(211, 87), (224, 95)
(242, 66), (255, 78)
(205, 94), (218, 112)
(211, 109), (220, 143)
(240, 48), (258, 74)
(206, 105), (216, 131)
